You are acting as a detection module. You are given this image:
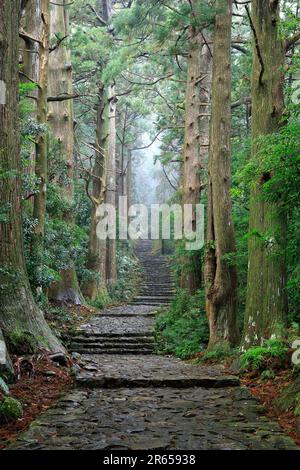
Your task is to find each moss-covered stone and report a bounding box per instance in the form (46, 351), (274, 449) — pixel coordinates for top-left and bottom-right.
(0, 397), (23, 423)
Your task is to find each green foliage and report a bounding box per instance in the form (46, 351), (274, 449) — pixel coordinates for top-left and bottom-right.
(155, 289), (209, 359)
(200, 344), (238, 363)
(0, 397), (23, 423)
(109, 242), (142, 302)
(240, 339), (289, 372)
(5, 331), (38, 355)
(260, 369), (276, 380)
(89, 290), (112, 310)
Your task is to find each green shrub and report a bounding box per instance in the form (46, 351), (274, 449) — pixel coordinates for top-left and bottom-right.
(6, 330), (38, 355)
(155, 289), (209, 359)
(89, 290), (112, 310)
(200, 343), (238, 363)
(240, 338), (289, 371)
(0, 397), (23, 423)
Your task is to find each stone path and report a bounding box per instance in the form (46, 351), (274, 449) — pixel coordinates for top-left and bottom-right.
(8, 241), (299, 450)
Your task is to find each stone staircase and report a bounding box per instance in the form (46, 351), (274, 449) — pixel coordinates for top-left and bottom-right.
(71, 332), (155, 355)
(70, 240), (173, 356)
(130, 240), (175, 306)
(10, 241), (299, 450)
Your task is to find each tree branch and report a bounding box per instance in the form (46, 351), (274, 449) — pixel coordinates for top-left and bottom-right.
(285, 31), (300, 51)
(19, 28), (42, 45)
(49, 34), (69, 53)
(245, 5), (264, 86)
(86, 4), (107, 26)
(47, 93), (79, 102)
(162, 164), (177, 191)
(19, 71), (41, 89)
(231, 96), (251, 109)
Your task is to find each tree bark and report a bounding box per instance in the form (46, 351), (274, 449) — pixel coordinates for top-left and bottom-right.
(81, 85), (108, 300)
(243, 0), (287, 348)
(82, 0), (117, 297)
(31, 0), (50, 287)
(105, 84), (117, 286)
(0, 0), (62, 352)
(204, 0), (239, 350)
(180, 11), (212, 293)
(47, 0), (84, 305)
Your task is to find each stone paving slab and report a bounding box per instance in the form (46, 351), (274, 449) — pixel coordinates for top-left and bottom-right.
(75, 354), (240, 388)
(9, 387), (298, 450)
(96, 305), (158, 316)
(77, 315), (155, 336)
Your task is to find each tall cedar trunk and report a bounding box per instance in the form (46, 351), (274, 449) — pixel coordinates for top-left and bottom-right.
(243, 0), (287, 347)
(47, 0), (84, 304)
(126, 152), (132, 210)
(20, 0), (40, 189)
(102, 0), (117, 287)
(82, 85), (108, 300)
(83, 0), (117, 297)
(204, 0), (239, 350)
(0, 0), (62, 352)
(180, 16), (212, 293)
(105, 84), (117, 285)
(31, 0), (49, 286)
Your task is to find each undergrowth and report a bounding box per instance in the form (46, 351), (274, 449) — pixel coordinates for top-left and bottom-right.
(155, 289), (209, 359)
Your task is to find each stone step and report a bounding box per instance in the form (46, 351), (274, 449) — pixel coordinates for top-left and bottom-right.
(77, 375), (240, 387)
(72, 336), (154, 344)
(131, 302), (170, 306)
(73, 348), (154, 355)
(95, 312), (156, 317)
(73, 332), (155, 338)
(71, 341), (154, 349)
(75, 355), (241, 389)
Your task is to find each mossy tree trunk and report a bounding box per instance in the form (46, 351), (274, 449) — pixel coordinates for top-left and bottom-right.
(0, 0), (62, 352)
(31, 0), (50, 288)
(82, 0), (117, 298)
(180, 6), (212, 293)
(82, 85), (108, 301)
(19, 0), (40, 187)
(105, 83), (117, 286)
(243, 0), (287, 348)
(204, 0), (239, 350)
(47, 0), (84, 305)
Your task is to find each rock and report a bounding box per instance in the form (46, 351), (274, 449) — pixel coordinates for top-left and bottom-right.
(0, 377), (10, 396)
(229, 357), (241, 374)
(0, 397), (23, 423)
(0, 329), (14, 382)
(71, 352), (81, 360)
(49, 352), (69, 367)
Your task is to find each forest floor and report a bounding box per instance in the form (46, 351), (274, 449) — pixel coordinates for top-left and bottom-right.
(2, 241), (299, 450)
(241, 371), (300, 446)
(0, 354), (73, 449)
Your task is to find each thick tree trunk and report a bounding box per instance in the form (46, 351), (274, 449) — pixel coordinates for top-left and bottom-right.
(105, 84), (117, 286)
(243, 0), (287, 348)
(81, 85), (108, 300)
(180, 15), (212, 293)
(47, 0), (84, 305)
(204, 0), (239, 350)
(0, 0), (62, 352)
(31, 0), (49, 286)
(83, 0), (117, 297)
(20, 0), (40, 185)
